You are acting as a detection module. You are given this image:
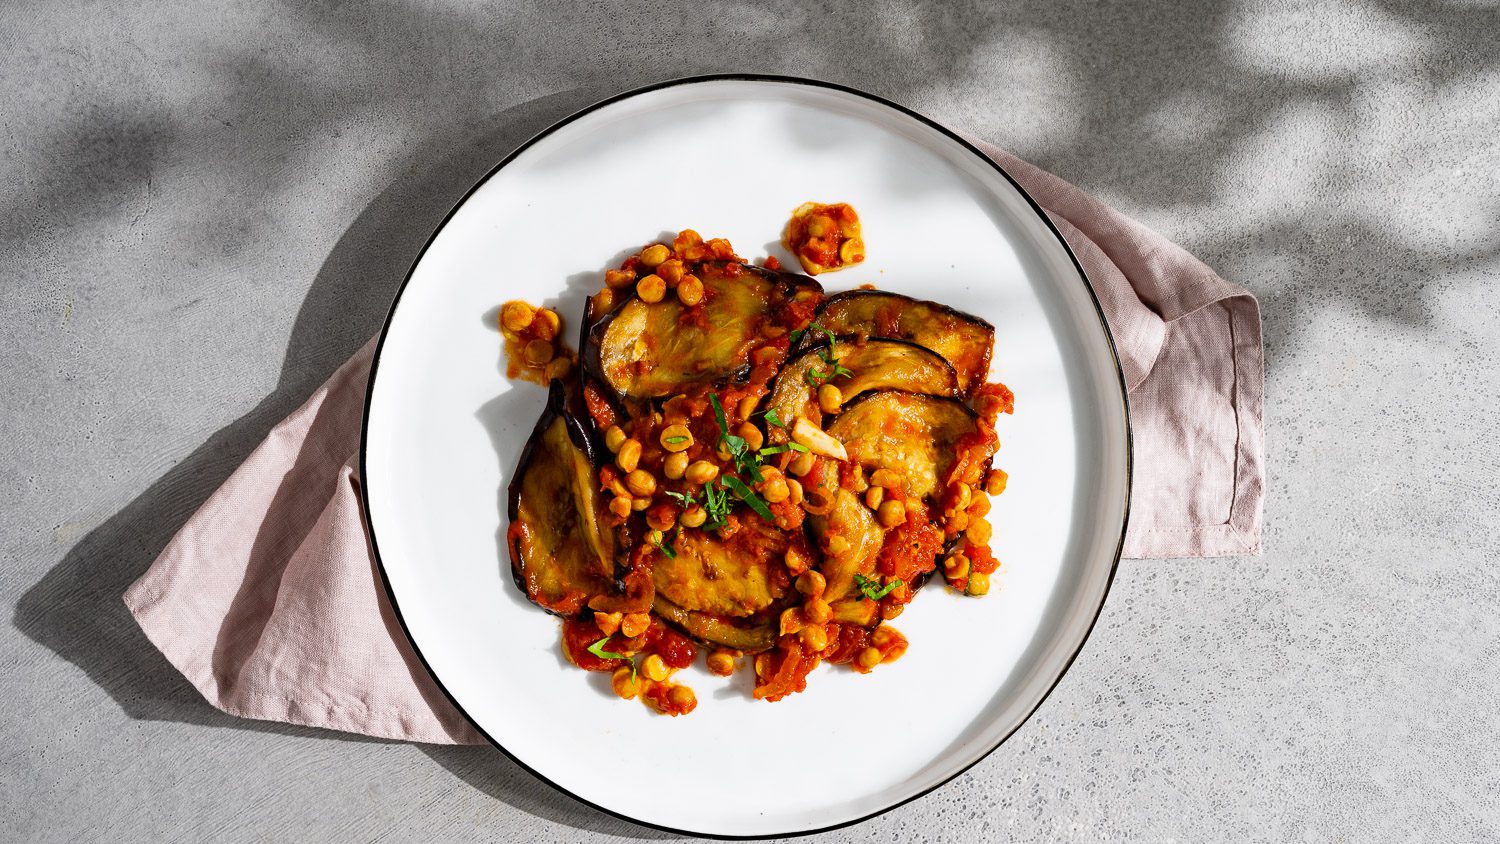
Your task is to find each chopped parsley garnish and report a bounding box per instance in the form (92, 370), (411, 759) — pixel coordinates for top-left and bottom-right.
(710, 393), (764, 483)
(763, 408), (788, 429)
(651, 528), (676, 558)
(702, 478), (732, 529)
(789, 328), (805, 346)
(664, 435), (689, 444)
(801, 323), (854, 384)
(721, 475), (774, 522)
(854, 573), (902, 601)
(757, 443), (807, 458)
(665, 489), (695, 507)
(587, 636), (630, 660)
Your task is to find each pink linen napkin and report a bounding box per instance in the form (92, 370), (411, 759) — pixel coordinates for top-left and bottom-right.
(124, 144), (1264, 745)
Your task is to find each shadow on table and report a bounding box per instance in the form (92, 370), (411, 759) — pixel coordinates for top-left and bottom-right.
(12, 83), (674, 839)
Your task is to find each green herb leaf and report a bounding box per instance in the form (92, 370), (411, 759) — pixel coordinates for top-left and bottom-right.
(701, 479), (732, 529)
(664, 435), (689, 444)
(665, 490), (695, 507)
(813, 324), (838, 362)
(804, 367), (829, 385)
(710, 393), (730, 437)
(786, 442), (809, 452)
(853, 573), (902, 601)
(721, 476), (774, 522)
(763, 408), (787, 429)
(650, 528), (677, 558)
(833, 363), (854, 379)
(789, 328), (805, 346)
(587, 636), (630, 660)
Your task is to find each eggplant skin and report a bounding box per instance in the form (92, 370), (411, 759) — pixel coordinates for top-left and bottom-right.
(649, 515), (799, 653)
(584, 262), (821, 402)
(652, 594), (781, 653)
(763, 336), (959, 441)
(809, 291), (994, 394)
(506, 381), (616, 616)
(826, 390), (985, 502)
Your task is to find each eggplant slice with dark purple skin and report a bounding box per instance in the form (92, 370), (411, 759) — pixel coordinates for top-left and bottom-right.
(650, 515), (801, 653)
(808, 291), (994, 395)
(827, 390), (986, 501)
(762, 336), (959, 442)
(586, 262), (821, 402)
(506, 380), (617, 616)
(805, 390), (988, 610)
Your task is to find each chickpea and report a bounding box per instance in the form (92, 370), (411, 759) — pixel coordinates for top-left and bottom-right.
(817, 383), (843, 414)
(826, 534), (850, 556)
(667, 685), (697, 710)
(985, 468), (1008, 496)
(611, 666), (640, 700)
(864, 486), (884, 510)
(604, 425), (626, 453)
(706, 650), (736, 676)
(630, 496), (651, 512)
(532, 308), (560, 341)
(788, 450), (816, 477)
(523, 338), (554, 367)
(737, 395), (758, 421)
(870, 468), (903, 491)
(500, 300), (536, 334)
(680, 505), (707, 528)
(621, 612), (651, 639)
(543, 357), (572, 382)
(608, 495), (632, 519)
(656, 258), (684, 285)
(968, 494), (992, 518)
(641, 653), (669, 682)
(659, 424), (694, 452)
(615, 439), (642, 473)
(604, 268), (637, 289)
(967, 517), (993, 546)
(637, 274), (666, 303)
(839, 237), (865, 264)
(592, 288), (616, 314)
(877, 499), (908, 528)
(676, 275), (704, 307)
(639, 243), (670, 267)
(646, 506), (676, 531)
(943, 553), (971, 580)
(946, 480), (972, 511)
(967, 572), (991, 596)
(735, 421), (764, 451)
(663, 451), (689, 480)
(779, 607), (805, 636)
(784, 546), (812, 575)
(684, 460), (719, 485)
(856, 647), (882, 670)
(796, 570), (826, 597)
(625, 469), (657, 497)
(760, 468), (789, 504)
(595, 611), (623, 636)
(879, 599), (904, 621)
(786, 478), (804, 505)
(805, 598), (832, 625)
(800, 623), (828, 654)
(755, 654), (772, 679)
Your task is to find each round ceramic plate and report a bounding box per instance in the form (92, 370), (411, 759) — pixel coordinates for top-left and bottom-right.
(362, 75), (1129, 838)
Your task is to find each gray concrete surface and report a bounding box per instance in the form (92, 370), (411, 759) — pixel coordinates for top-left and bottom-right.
(4, 0), (1498, 840)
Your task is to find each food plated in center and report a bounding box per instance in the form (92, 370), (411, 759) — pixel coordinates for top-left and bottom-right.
(501, 219), (1014, 716)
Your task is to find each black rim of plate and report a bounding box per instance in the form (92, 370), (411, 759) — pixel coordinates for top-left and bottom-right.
(358, 73), (1132, 840)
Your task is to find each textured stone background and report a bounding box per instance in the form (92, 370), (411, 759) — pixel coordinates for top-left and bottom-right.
(4, 0), (1498, 840)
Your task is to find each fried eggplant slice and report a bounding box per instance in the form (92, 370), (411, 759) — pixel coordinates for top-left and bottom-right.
(763, 337), (959, 440)
(650, 515), (800, 653)
(805, 485), (886, 605)
(506, 381), (616, 616)
(827, 390), (986, 502)
(810, 291), (994, 394)
(587, 262), (821, 401)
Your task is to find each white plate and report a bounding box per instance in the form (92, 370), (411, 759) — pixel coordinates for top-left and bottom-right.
(362, 75), (1129, 838)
